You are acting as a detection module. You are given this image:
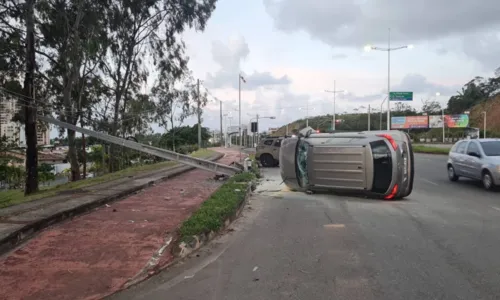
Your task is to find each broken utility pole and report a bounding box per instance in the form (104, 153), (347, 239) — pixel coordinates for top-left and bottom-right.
(23, 0), (38, 195)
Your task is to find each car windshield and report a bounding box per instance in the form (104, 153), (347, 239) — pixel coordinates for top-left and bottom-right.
(480, 141), (500, 156)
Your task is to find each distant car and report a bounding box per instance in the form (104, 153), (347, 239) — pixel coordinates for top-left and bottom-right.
(447, 138), (500, 190)
(279, 127), (414, 200)
(255, 136), (284, 167)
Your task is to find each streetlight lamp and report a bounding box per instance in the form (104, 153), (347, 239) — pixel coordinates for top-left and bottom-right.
(325, 80), (347, 131)
(364, 28), (413, 130)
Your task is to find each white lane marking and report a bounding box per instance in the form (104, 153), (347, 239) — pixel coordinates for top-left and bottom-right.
(422, 178), (438, 186)
(491, 206), (500, 212)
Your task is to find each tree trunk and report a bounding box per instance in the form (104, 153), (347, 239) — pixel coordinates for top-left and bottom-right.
(67, 129), (80, 181)
(170, 119), (175, 152)
(23, 0), (38, 195)
(82, 133), (86, 179)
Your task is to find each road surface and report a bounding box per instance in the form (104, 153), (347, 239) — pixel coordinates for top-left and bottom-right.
(109, 154), (500, 300)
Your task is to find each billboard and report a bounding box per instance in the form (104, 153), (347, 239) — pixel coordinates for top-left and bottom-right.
(429, 114), (469, 128)
(429, 115), (444, 128)
(391, 116), (428, 129)
(445, 114), (469, 128)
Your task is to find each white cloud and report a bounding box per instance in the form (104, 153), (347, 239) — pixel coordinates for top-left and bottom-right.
(176, 0), (493, 133)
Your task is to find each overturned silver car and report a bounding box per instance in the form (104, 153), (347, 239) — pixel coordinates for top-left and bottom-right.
(279, 127), (414, 200)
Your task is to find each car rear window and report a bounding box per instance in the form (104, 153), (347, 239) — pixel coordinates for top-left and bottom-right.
(370, 140), (392, 193)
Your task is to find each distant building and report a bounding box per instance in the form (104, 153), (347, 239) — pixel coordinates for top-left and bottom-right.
(268, 127), (279, 135)
(0, 95), (51, 147)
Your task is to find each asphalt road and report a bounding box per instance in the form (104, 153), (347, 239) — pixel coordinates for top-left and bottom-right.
(109, 154), (500, 300)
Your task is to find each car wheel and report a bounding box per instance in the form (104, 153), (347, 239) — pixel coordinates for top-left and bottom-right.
(482, 171), (495, 190)
(447, 165), (459, 181)
(260, 154), (274, 167)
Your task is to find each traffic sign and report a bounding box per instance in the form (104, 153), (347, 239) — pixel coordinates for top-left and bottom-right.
(389, 92), (413, 101)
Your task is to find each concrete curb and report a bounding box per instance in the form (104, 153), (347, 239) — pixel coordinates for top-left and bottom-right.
(0, 153), (224, 256)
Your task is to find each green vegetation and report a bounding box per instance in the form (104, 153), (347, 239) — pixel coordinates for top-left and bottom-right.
(0, 149), (216, 209)
(413, 145), (450, 155)
(1, 0), (218, 194)
(179, 172), (256, 240)
(271, 72), (500, 139)
(247, 153), (261, 178)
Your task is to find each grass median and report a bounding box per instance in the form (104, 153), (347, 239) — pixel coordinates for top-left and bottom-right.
(179, 171), (256, 241)
(413, 145), (450, 155)
(0, 149), (216, 209)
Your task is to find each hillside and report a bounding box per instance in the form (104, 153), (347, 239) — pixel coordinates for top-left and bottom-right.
(469, 94), (500, 136)
(271, 112), (384, 136)
(271, 96), (500, 138)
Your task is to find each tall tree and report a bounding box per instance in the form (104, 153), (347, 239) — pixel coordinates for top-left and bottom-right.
(37, 0), (108, 181)
(101, 0), (217, 171)
(421, 99), (442, 114)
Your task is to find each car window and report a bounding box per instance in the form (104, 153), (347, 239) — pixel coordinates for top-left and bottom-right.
(467, 142), (480, 154)
(274, 139), (282, 147)
(455, 141), (467, 154)
(263, 139), (274, 146)
(479, 141), (500, 156)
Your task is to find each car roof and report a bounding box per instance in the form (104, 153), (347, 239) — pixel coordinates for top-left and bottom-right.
(456, 138), (500, 144)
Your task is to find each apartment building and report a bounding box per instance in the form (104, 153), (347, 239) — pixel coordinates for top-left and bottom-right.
(0, 95), (50, 146)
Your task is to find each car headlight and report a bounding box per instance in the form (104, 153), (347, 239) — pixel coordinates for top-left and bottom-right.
(496, 165), (500, 173)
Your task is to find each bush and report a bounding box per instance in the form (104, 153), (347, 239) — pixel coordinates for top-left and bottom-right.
(176, 144), (199, 155)
(179, 172), (256, 239)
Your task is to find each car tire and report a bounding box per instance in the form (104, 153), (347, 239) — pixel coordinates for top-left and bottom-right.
(482, 170), (495, 190)
(447, 165), (459, 182)
(260, 154), (274, 168)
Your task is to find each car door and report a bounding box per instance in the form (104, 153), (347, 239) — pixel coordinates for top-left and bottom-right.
(463, 141), (482, 179)
(452, 141), (468, 175)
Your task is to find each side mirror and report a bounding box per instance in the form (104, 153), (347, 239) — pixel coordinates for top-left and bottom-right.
(467, 151), (480, 158)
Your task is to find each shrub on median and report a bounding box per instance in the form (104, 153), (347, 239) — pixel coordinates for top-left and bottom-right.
(413, 145), (450, 154)
(179, 172), (256, 240)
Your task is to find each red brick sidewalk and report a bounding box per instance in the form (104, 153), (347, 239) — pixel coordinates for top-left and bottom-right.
(0, 148), (246, 300)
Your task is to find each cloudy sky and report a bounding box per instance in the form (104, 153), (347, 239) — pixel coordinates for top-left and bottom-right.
(172, 0), (500, 133)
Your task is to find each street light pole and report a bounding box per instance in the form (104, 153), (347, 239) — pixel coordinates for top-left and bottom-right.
(306, 100), (309, 127)
(219, 101), (223, 147)
(364, 28), (413, 130)
(333, 80), (336, 130)
(368, 105), (371, 131)
(387, 28), (391, 131)
(380, 96), (387, 130)
(238, 74), (246, 161)
(325, 83), (347, 131)
(483, 111), (487, 138)
(442, 107), (445, 143)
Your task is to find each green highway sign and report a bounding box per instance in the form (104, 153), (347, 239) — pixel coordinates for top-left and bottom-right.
(389, 91), (413, 101)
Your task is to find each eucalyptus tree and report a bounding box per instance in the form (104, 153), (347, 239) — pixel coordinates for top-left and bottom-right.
(101, 0), (217, 171)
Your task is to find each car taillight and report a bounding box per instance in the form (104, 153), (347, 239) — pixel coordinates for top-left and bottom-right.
(377, 134), (398, 150)
(384, 184), (398, 200)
